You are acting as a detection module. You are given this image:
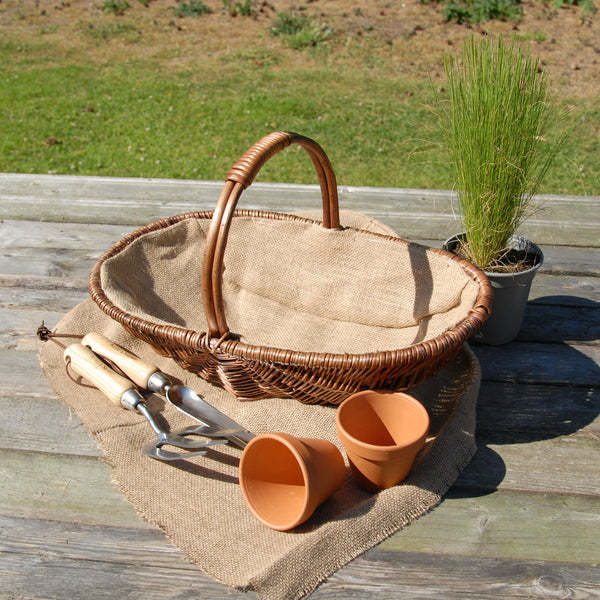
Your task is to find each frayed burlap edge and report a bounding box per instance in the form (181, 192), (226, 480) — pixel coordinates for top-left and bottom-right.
(39, 302), (479, 600)
(38, 210), (480, 600)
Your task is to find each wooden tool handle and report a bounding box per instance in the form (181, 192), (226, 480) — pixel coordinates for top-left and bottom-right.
(82, 332), (158, 389)
(64, 343), (136, 407)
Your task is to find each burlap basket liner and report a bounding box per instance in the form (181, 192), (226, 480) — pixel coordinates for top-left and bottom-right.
(39, 298), (480, 600)
(91, 132), (491, 404)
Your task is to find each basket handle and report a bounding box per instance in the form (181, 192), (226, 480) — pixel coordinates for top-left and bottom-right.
(202, 131), (340, 337)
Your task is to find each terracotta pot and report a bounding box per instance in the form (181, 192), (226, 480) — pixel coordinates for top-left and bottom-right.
(336, 391), (429, 492)
(443, 234), (543, 345)
(239, 432), (346, 531)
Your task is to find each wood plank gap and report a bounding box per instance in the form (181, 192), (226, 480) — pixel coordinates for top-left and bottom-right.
(0, 274), (89, 291)
(451, 481), (600, 501)
(454, 480), (600, 501)
(325, 548), (600, 599)
(478, 377), (599, 390)
(0, 445), (106, 462)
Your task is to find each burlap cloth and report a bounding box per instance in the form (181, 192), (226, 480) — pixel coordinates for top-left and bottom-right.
(39, 211), (480, 600)
(99, 212), (481, 356)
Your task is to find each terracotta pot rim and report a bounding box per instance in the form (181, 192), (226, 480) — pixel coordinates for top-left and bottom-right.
(241, 432), (313, 488)
(336, 391), (430, 452)
(239, 433), (312, 527)
(240, 432), (344, 531)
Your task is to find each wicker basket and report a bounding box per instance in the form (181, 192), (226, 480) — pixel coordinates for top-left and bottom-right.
(90, 131), (492, 405)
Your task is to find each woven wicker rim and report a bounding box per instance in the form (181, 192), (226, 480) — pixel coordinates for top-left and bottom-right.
(89, 211), (493, 369)
(89, 132), (493, 370)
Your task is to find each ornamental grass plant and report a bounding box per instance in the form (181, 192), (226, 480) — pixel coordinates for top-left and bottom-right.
(438, 36), (572, 271)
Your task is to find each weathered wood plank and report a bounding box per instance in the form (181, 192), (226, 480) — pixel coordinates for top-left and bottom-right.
(2, 296), (598, 352)
(2, 380), (598, 495)
(0, 514), (247, 599)
(325, 550), (600, 599)
(0, 277), (89, 313)
(379, 488), (600, 564)
(2, 339), (599, 415)
(529, 275), (600, 305)
(1, 386), (597, 499)
(0, 449), (141, 527)
(0, 342), (600, 422)
(0, 392), (102, 456)
(3, 375), (598, 478)
(1, 174), (598, 246)
(2, 219), (600, 281)
(1, 457), (598, 568)
(0, 349), (57, 393)
(0, 246), (101, 279)
(535, 246), (600, 277)
(1, 506), (599, 599)
(0, 216), (131, 247)
(1, 377), (596, 460)
(476, 381), (600, 438)
(472, 342), (600, 388)
(0, 173), (598, 600)
(457, 434), (600, 495)
(518, 304), (600, 343)
(0, 307), (71, 351)
(0, 173), (228, 224)
(0, 514), (186, 571)
(2, 273), (599, 331)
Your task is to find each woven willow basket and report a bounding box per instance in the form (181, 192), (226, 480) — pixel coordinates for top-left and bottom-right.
(90, 132), (492, 405)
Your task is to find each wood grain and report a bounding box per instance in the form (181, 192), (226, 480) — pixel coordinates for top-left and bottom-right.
(2, 513), (599, 599)
(0, 175), (598, 599)
(1, 173), (598, 246)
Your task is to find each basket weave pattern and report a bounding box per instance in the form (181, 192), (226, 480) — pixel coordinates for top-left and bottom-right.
(90, 132), (492, 404)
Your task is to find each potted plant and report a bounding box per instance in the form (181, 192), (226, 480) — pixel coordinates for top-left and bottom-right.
(435, 35), (572, 345)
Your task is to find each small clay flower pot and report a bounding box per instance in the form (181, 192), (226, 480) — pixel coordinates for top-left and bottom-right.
(239, 432), (346, 531)
(336, 391), (429, 492)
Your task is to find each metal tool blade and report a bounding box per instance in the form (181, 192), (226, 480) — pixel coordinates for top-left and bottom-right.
(79, 333), (255, 449)
(166, 385), (255, 449)
(176, 424), (248, 438)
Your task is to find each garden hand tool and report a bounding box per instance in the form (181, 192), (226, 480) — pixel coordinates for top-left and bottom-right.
(81, 333), (256, 449)
(63, 343), (226, 461)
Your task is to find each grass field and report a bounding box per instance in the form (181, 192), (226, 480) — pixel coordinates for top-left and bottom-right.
(1, 0), (599, 195)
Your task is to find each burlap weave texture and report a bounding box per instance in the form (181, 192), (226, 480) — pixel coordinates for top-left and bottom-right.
(100, 212), (480, 354)
(39, 211), (481, 599)
(40, 308), (479, 600)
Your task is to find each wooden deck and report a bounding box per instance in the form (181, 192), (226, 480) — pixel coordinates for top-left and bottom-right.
(1, 173), (599, 599)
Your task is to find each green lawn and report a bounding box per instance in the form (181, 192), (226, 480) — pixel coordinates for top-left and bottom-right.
(1, 29), (598, 196)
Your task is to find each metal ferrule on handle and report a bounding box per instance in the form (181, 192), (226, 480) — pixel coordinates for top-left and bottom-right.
(147, 371), (171, 395)
(80, 333), (254, 448)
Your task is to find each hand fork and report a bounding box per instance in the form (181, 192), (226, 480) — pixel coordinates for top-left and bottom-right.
(63, 343), (227, 462)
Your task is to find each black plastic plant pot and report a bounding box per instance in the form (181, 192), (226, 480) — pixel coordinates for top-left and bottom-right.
(443, 234), (544, 345)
